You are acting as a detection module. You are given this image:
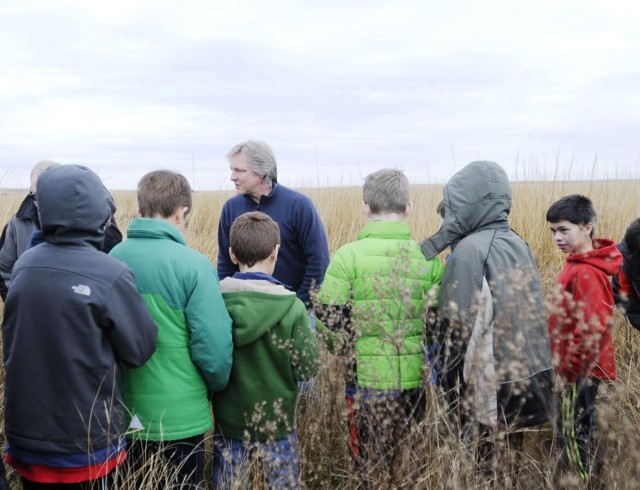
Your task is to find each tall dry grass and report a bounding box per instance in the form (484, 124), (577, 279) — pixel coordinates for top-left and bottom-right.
(0, 178), (639, 488)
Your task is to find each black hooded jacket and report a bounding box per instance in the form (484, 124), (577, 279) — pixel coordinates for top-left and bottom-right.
(0, 192), (122, 301)
(613, 240), (640, 331)
(2, 165), (157, 460)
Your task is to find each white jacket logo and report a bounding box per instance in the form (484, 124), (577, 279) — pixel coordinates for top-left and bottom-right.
(71, 284), (91, 296)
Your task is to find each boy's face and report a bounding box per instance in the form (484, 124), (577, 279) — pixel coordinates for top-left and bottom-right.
(548, 220), (593, 255)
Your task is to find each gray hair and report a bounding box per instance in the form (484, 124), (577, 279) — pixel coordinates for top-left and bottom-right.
(363, 168), (411, 214)
(227, 140), (278, 188)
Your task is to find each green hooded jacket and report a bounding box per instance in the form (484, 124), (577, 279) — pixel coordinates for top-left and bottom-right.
(316, 220), (444, 390)
(110, 218), (233, 441)
(212, 276), (320, 442)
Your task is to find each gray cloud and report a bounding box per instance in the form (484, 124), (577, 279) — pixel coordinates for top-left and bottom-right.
(0, 2), (639, 190)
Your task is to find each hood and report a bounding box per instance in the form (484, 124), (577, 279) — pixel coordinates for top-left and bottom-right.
(567, 238), (623, 276)
(220, 276), (298, 346)
(38, 165), (115, 248)
(15, 193), (40, 228)
(422, 161), (511, 259)
(126, 217), (186, 246)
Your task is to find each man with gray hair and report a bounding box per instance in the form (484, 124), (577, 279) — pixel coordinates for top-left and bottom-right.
(217, 140), (330, 307)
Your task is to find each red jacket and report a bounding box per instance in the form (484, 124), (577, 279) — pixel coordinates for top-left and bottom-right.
(548, 238), (622, 382)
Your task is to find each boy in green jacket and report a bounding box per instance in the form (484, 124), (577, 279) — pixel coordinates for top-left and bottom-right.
(315, 169), (444, 480)
(211, 211), (320, 489)
(110, 170), (233, 488)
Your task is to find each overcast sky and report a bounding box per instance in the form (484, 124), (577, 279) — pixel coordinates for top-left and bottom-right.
(1, 0), (639, 190)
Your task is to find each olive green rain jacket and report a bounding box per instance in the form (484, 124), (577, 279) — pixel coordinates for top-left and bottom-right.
(422, 161), (553, 428)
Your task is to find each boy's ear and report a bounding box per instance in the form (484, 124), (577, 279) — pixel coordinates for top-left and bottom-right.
(362, 201), (371, 217)
(137, 208), (143, 217)
(404, 202), (413, 217)
(229, 247), (239, 265)
(271, 244), (280, 262)
(584, 222), (594, 236)
(175, 206), (189, 226)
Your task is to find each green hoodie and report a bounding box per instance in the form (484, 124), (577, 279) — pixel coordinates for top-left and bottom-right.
(212, 276), (320, 442)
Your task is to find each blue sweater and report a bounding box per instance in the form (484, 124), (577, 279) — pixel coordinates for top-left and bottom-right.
(217, 183), (330, 305)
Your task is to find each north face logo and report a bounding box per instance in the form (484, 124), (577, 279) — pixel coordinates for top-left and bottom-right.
(71, 284), (91, 296)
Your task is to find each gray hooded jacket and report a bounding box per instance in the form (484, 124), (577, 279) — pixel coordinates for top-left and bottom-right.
(423, 161), (552, 428)
(0, 195), (40, 299)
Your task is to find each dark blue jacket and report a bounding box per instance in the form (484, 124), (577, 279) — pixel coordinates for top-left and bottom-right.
(217, 183), (330, 305)
(0, 194), (122, 301)
(613, 240), (640, 331)
(3, 165), (157, 467)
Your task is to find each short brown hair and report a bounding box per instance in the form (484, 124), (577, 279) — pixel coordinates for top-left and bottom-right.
(137, 170), (192, 218)
(230, 212), (280, 267)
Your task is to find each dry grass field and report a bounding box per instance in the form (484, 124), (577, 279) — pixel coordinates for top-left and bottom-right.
(0, 178), (639, 488)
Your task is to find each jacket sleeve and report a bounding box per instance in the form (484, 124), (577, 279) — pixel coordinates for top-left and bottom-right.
(425, 257), (445, 308)
(437, 249), (483, 389)
(315, 303), (353, 355)
(102, 215), (123, 254)
(314, 250), (353, 355)
(423, 258), (444, 348)
(612, 269), (623, 305)
(0, 217), (20, 301)
(615, 266), (640, 331)
(559, 268), (613, 382)
(291, 301), (321, 381)
(293, 197), (330, 305)
(622, 296), (640, 332)
(216, 204), (238, 281)
(104, 267), (158, 367)
(186, 256), (233, 393)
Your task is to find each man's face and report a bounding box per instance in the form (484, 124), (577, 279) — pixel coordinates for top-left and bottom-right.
(229, 152), (264, 200)
(549, 220), (593, 255)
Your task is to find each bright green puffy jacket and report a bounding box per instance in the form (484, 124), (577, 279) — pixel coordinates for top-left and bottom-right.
(316, 220), (443, 390)
(110, 218), (233, 441)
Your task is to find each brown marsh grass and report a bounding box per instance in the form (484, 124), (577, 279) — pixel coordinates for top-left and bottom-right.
(0, 178), (639, 488)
